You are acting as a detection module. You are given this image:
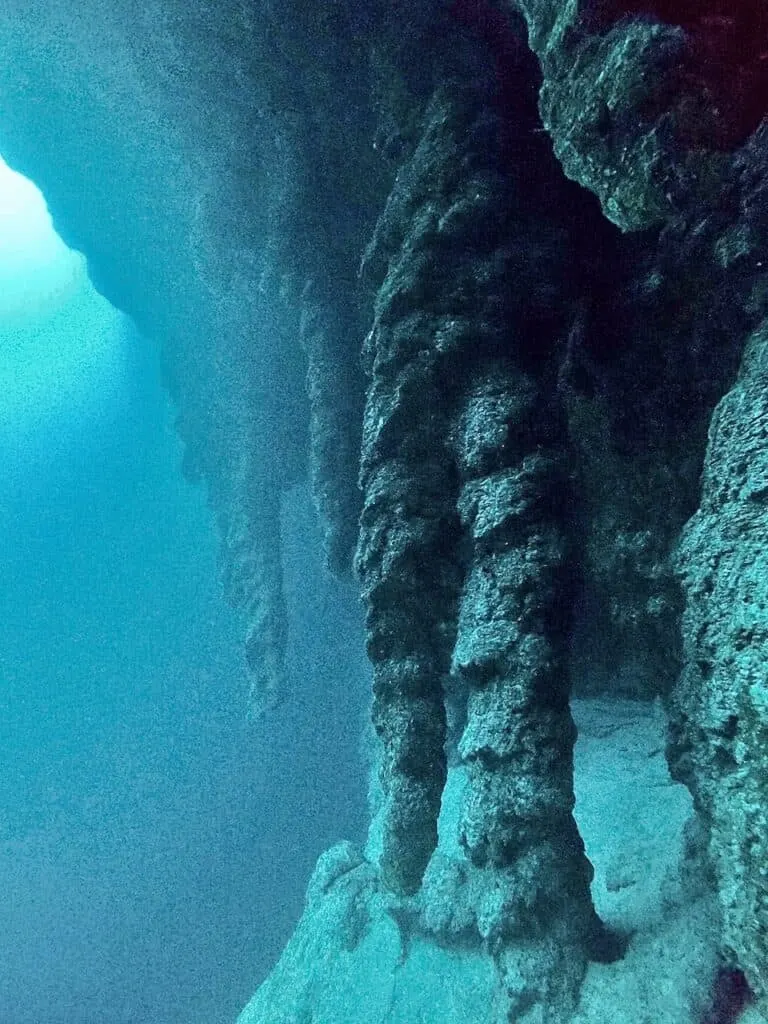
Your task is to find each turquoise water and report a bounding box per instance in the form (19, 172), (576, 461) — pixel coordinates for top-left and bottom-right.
(0, 167), (368, 1023)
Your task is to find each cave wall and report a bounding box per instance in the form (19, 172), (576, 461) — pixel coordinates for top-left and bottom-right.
(671, 322), (768, 1003)
(1, 0), (767, 1020)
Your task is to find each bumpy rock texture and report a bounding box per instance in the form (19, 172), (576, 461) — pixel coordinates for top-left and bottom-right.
(672, 323), (768, 1004)
(356, 52), (608, 1006)
(2, 0), (768, 1020)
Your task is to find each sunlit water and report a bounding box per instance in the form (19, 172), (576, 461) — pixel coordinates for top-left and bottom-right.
(0, 156), (368, 1024)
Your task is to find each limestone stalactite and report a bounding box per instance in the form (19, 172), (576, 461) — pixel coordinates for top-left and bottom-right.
(451, 364), (602, 1012)
(219, 475), (287, 715)
(357, 68), (604, 1011)
(356, 230), (459, 890)
(299, 289), (367, 576)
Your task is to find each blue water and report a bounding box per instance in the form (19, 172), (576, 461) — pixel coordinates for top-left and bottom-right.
(0, 279), (368, 1022)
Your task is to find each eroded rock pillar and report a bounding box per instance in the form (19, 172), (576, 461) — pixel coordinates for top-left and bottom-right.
(356, 337), (459, 895)
(452, 364), (602, 1017)
(356, 74), (603, 1012)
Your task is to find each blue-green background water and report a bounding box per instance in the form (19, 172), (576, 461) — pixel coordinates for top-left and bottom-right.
(0, 240), (368, 1022)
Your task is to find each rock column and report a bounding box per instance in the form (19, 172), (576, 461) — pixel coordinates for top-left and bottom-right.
(357, 77), (602, 1014)
(452, 361), (601, 1016)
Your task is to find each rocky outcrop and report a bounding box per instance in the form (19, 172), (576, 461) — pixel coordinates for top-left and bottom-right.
(671, 322), (768, 1010)
(514, 0), (768, 232)
(516, 0), (685, 231)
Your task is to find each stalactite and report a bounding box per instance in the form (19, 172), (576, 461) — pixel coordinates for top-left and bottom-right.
(355, 314), (460, 894)
(357, 66), (604, 1012)
(299, 288), (366, 576)
(450, 362), (603, 1015)
(217, 446), (289, 714)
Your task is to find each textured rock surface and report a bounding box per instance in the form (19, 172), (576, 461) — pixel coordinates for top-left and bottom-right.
(514, 0), (768, 236)
(238, 700), (719, 1024)
(516, 0), (683, 231)
(355, 34), (609, 1004)
(2, 0), (768, 1020)
(671, 323), (768, 1011)
(450, 368), (603, 1016)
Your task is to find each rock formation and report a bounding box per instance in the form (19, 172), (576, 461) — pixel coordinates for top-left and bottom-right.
(672, 321), (768, 1004)
(0, 0), (767, 1020)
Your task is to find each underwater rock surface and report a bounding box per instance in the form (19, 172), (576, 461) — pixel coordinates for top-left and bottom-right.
(672, 322), (768, 1005)
(1, 0), (767, 1021)
(237, 699), (715, 1024)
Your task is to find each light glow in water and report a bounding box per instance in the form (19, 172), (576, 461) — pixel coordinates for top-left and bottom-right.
(0, 155), (127, 457)
(0, 158), (82, 322)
